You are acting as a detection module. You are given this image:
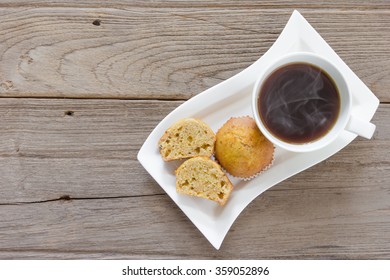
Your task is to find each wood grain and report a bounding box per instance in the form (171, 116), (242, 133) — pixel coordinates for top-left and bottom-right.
(0, 98), (174, 203)
(0, 0), (389, 260)
(0, 1), (389, 9)
(0, 99), (388, 204)
(0, 99), (388, 259)
(0, 171), (389, 259)
(0, 7), (389, 101)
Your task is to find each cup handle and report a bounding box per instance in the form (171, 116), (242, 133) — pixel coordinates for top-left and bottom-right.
(345, 115), (376, 139)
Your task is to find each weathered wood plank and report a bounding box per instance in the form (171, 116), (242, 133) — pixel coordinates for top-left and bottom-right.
(0, 98), (177, 203)
(0, 8), (388, 101)
(0, 184), (389, 259)
(0, 99), (388, 205)
(0, 1), (389, 9)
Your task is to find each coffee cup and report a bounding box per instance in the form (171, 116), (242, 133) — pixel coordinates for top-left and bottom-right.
(252, 52), (376, 152)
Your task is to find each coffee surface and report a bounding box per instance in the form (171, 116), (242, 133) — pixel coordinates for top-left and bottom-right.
(258, 63), (340, 144)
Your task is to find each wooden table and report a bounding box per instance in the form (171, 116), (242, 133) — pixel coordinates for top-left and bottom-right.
(0, 1), (389, 259)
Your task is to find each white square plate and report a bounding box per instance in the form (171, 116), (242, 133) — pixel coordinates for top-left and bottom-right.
(137, 10), (379, 249)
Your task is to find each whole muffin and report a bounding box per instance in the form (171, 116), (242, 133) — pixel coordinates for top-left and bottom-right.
(215, 116), (274, 178)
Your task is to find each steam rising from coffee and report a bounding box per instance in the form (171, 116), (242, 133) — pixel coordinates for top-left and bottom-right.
(258, 63), (340, 144)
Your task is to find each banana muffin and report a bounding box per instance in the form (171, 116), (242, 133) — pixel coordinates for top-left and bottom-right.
(176, 157), (233, 206)
(215, 116), (274, 178)
(158, 118), (215, 161)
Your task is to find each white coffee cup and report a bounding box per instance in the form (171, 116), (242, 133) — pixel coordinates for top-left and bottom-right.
(252, 52), (376, 152)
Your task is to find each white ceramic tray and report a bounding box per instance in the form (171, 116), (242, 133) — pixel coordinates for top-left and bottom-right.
(137, 10), (379, 249)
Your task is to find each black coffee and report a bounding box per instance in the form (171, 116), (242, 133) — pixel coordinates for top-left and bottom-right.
(258, 63), (340, 144)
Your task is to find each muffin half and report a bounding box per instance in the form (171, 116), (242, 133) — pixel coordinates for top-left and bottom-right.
(176, 157), (233, 206)
(158, 118), (215, 161)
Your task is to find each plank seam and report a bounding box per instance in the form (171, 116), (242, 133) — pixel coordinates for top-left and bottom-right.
(0, 193), (166, 206)
(0, 97), (388, 104)
(0, 96), (188, 102)
(0, 4), (390, 10)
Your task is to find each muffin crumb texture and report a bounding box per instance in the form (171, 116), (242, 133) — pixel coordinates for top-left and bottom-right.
(176, 157), (233, 206)
(159, 118), (215, 161)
